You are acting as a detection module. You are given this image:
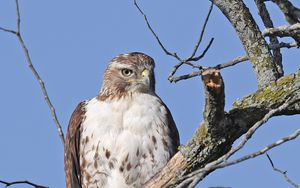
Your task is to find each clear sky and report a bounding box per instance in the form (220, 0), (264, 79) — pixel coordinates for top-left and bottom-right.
(0, 0), (299, 187)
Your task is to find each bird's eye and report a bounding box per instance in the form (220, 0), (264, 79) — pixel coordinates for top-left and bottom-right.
(121, 69), (133, 77)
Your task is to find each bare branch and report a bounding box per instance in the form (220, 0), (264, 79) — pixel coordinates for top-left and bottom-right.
(211, 0), (280, 88)
(0, 0), (65, 144)
(266, 154), (300, 188)
(0, 180), (48, 188)
(179, 126), (300, 187)
(201, 69), (225, 135)
(269, 41), (299, 49)
(167, 37), (214, 82)
(189, 37), (214, 62)
(207, 126), (300, 173)
(0, 27), (17, 34)
(169, 40), (299, 83)
(270, 0), (300, 24)
(255, 0), (283, 76)
(134, 0), (215, 82)
(177, 97), (300, 187)
(188, 2), (214, 60)
(221, 98), (298, 161)
(15, 0), (21, 33)
(263, 23), (300, 38)
(146, 66), (300, 187)
(133, 0), (181, 61)
(214, 55), (249, 69)
(169, 71), (203, 83)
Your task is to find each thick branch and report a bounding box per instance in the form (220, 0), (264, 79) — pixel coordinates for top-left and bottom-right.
(201, 69), (225, 135)
(146, 68), (227, 188)
(178, 98), (300, 187)
(146, 69), (300, 187)
(180, 122), (300, 188)
(211, 0), (279, 88)
(255, 0), (283, 76)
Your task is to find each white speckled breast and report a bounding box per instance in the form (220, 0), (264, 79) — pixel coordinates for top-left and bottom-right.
(80, 93), (175, 188)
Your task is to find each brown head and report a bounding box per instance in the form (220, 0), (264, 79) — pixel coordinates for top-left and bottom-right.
(98, 52), (156, 101)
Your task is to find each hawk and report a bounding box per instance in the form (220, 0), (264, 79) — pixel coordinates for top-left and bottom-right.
(64, 52), (180, 188)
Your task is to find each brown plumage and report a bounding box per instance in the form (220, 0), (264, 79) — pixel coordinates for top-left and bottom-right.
(64, 52), (179, 188)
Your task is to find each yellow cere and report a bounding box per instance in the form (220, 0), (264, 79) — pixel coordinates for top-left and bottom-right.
(142, 69), (149, 77)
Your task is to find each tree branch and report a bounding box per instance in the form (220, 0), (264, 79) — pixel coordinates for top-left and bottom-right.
(266, 154), (300, 188)
(182, 124), (300, 186)
(0, 27), (17, 34)
(263, 23), (300, 38)
(255, 0), (283, 77)
(210, 127), (300, 171)
(177, 97), (300, 187)
(134, 0), (215, 83)
(270, 0), (300, 24)
(133, 0), (182, 61)
(0, 0), (65, 145)
(201, 69), (225, 135)
(187, 3), (214, 61)
(146, 69), (300, 187)
(0, 180), (48, 188)
(268, 0), (300, 44)
(269, 41), (299, 49)
(169, 39), (298, 83)
(211, 0), (279, 88)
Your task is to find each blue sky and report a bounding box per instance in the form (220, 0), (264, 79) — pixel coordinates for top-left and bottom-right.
(0, 0), (299, 187)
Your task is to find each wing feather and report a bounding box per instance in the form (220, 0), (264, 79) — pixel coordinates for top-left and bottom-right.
(165, 103), (180, 154)
(156, 95), (180, 155)
(64, 101), (86, 188)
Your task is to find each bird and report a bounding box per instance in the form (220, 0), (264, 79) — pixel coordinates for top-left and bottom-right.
(64, 52), (180, 188)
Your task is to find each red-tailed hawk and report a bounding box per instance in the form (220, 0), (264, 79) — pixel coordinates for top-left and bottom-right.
(64, 52), (179, 188)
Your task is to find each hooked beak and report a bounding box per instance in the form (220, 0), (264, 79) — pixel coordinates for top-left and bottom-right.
(141, 69), (150, 86)
(127, 69), (152, 92)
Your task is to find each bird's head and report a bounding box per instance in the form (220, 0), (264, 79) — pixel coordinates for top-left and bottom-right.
(99, 52), (156, 101)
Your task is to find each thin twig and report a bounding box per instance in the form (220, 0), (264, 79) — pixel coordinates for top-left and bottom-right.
(0, 180), (48, 188)
(134, 0), (214, 81)
(188, 2), (214, 60)
(0, 27), (17, 34)
(15, 0), (21, 33)
(0, 0), (65, 144)
(266, 154), (300, 188)
(189, 37), (214, 62)
(133, 0), (181, 61)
